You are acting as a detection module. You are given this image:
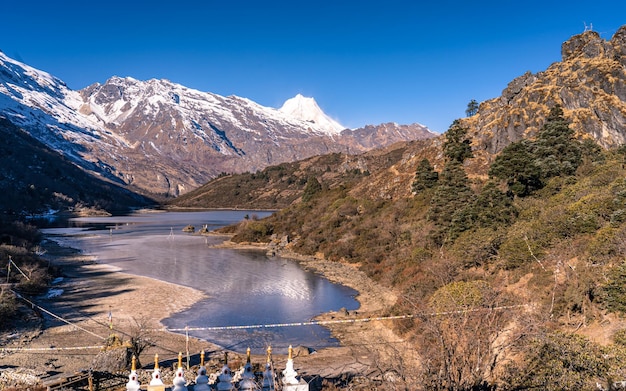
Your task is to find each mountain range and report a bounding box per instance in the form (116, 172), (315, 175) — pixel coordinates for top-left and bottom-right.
(0, 52), (435, 202)
(172, 26), (626, 209)
(3, 25), (626, 216)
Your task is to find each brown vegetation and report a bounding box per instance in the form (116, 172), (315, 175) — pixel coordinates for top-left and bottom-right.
(215, 119), (626, 389)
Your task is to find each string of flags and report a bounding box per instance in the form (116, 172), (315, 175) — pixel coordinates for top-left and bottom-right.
(162, 304), (529, 333)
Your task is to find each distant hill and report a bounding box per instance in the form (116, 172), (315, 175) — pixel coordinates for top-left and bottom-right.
(168, 141), (419, 210)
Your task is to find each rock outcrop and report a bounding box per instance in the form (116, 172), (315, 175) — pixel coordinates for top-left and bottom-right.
(466, 25), (626, 164)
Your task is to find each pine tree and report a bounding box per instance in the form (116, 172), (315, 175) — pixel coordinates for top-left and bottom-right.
(412, 158), (439, 193)
(443, 120), (473, 164)
(428, 161), (475, 242)
(490, 105), (583, 197)
(489, 139), (543, 197)
(465, 99), (479, 117)
(302, 176), (322, 202)
(471, 181), (518, 228)
(533, 105), (582, 178)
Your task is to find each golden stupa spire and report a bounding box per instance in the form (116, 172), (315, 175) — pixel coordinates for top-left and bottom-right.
(246, 347), (251, 363)
(266, 345), (272, 364)
(154, 353), (159, 369)
(178, 352), (183, 369)
(131, 355), (136, 372)
(200, 350), (205, 367)
(288, 345), (293, 360)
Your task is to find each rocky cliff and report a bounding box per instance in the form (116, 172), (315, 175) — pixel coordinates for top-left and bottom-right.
(464, 26), (626, 170)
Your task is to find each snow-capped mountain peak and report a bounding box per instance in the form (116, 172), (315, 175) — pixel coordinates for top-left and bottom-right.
(0, 51), (110, 152)
(279, 94), (345, 135)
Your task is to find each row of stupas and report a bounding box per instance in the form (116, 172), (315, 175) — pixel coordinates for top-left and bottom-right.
(126, 345), (308, 391)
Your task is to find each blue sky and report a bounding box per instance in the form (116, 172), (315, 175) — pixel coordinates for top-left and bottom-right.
(1, 1), (625, 133)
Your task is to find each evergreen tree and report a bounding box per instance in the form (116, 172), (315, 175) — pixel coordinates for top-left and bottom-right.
(443, 120), (473, 163)
(412, 158), (439, 193)
(446, 181), (517, 241)
(465, 99), (479, 117)
(428, 161), (475, 242)
(490, 105), (584, 197)
(579, 138), (604, 164)
(302, 176), (322, 202)
(533, 105), (582, 178)
(471, 180), (518, 228)
(489, 139), (543, 197)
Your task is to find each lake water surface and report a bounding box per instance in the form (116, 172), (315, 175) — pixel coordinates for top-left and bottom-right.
(42, 210), (359, 354)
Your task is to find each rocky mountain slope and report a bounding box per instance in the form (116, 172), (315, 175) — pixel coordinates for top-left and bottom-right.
(170, 140), (419, 209)
(0, 52), (435, 199)
(462, 26), (626, 173)
(196, 26), (626, 389)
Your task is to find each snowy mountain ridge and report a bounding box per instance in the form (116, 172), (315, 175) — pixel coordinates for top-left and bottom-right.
(0, 52), (130, 170)
(0, 51), (435, 197)
(0, 51), (345, 156)
(79, 76), (345, 138)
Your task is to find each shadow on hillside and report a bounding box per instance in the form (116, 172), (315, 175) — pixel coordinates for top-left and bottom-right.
(0, 117), (154, 217)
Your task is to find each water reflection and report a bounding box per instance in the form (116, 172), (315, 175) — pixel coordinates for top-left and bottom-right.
(43, 210), (359, 354)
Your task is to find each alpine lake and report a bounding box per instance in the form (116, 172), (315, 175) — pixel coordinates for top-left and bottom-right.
(41, 209), (359, 354)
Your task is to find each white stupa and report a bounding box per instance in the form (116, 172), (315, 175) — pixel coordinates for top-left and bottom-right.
(194, 350), (211, 391)
(172, 352), (188, 391)
(149, 354), (165, 390)
(282, 345), (308, 391)
(239, 347), (257, 391)
(216, 352), (235, 391)
(125, 355), (140, 391)
(262, 346), (275, 391)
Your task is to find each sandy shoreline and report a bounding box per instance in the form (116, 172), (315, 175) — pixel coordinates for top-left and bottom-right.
(0, 241), (217, 376)
(1, 235), (410, 387)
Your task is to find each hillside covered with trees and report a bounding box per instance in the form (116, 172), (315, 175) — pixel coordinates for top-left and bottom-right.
(212, 105), (626, 390)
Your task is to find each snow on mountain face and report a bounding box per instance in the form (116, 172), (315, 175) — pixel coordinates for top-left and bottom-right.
(279, 94), (345, 135)
(81, 77), (343, 140)
(77, 77), (353, 163)
(0, 51), (123, 162)
(0, 51), (434, 197)
(0, 52), (64, 98)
